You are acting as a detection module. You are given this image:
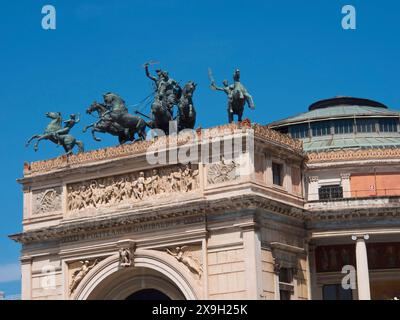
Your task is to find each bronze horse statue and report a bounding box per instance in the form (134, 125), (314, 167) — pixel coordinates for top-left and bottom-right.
(26, 112), (84, 155)
(177, 81), (197, 131)
(84, 93), (148, 144)
(210, 68), (255, 123)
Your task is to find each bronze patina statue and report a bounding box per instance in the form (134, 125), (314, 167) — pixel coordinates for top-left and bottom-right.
(177, 81), (197, 131)
(84, 93), (148, 144)
(26, 112), (84, 155)
(209, 68), (255, 123)
(137, 62), (196, 134)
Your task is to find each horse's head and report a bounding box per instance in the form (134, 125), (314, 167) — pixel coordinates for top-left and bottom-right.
(45, 112), (62, 120)
(87, 101), (99, 114)
(103, 92), (126, 111)
(182, 81), (197, 98)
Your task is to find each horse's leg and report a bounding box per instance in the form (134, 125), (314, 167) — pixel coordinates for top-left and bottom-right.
(33, 134), (49, 152)
(76, 141), (84, 153)
(26, 134), (40, 147)
(82, 124), (93, 133)
(91, 128), (102, 142)
(228, 110), (233, 123)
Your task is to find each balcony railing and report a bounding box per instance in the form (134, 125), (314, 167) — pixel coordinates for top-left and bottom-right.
(309, 188), (400, 202)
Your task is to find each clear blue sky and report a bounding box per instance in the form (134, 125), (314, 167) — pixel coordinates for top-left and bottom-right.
(1, 0), (400, 296)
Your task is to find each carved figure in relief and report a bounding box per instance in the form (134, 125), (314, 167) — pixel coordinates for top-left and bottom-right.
(166, 246), (203, 278)
(67, 165), (199, 212)
(69, 259), (98, 294)
(119, 248), (133, 267)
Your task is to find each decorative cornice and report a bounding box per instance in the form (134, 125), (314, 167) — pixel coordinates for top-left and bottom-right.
(307, 148), (400, 164)
(254, 124), (303, 153)
(9, 194), (305, 245)
(305, 204), (400, 222)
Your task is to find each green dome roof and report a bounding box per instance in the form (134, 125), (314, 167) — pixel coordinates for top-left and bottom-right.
(269, 97), (400, 152)
(270, 97), (400, 127)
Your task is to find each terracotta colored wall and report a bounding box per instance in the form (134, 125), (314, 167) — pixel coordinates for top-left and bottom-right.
(291, 166), (302, 195)
(350, 173), (400, 197)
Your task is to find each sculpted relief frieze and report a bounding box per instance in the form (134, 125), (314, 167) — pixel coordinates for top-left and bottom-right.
(32, 187), (62, 215)
(67, 164), (199, 213)
(207, 158), (239, 185)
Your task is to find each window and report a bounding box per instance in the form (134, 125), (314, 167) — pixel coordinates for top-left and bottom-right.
(311, 121), (331, 137)
(272, 162), (283, 186)
(379, 119), (398, 133)
(279, 268), (294, 300)
(318, 185), (343, 200)
(356, 119), (377, 133)
(334, 120), (354, 134)
(323, 284), (353, 300)
(289, 124), (309, 139)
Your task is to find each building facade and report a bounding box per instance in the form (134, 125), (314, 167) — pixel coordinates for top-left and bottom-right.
(10, 97), (400, 300)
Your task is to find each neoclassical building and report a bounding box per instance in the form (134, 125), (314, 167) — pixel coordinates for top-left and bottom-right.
(10, 97), (400, 300)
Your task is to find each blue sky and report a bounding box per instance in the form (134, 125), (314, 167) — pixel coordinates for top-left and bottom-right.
(1, 0), (400, 296)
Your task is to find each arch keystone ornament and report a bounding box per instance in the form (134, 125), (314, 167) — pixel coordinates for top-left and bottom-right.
(71, 249), (201, 300)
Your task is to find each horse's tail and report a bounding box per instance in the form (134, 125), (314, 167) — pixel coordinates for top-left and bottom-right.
(76, 140), (84, 153)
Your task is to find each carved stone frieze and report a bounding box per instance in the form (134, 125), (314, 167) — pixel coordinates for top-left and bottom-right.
(67, 164), (199, 212)
(207, 158), (239, 185)
(32, 187), (62, 215)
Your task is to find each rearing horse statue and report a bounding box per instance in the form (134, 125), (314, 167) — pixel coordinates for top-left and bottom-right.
(84, 93), (148, 144)
(26, 112), (84, 155)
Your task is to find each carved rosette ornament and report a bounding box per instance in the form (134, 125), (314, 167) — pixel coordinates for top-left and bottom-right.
(67, 164), (199, 213)
(32, 187), (62, 215)
(207, 158), (239, 185)
(166, 246), (203, 279)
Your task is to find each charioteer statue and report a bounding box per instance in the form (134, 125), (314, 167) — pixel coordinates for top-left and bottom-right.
(136, 62), (196, 134)
(144, 62), (182, 118)
(210, 68), (255, 123)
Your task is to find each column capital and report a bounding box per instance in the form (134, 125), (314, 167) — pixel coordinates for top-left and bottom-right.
(308, 176), (319, 183)
(340, 173), (351, 180)
(351, 234), (370, 241)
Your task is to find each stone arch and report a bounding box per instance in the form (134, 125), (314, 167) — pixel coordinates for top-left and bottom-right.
(72, 249), (201, 300)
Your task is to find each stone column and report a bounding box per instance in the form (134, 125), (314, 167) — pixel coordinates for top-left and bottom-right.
(341, 173), (351, 198)
(308, 176), (319, 201)
(351, 234), (371, 300)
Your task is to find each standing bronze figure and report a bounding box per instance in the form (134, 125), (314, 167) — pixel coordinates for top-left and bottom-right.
(209, 68), (255, 123)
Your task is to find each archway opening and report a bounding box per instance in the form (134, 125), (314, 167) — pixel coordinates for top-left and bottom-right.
(125, 288), (171, 300)
(86, 266), (187, 300)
